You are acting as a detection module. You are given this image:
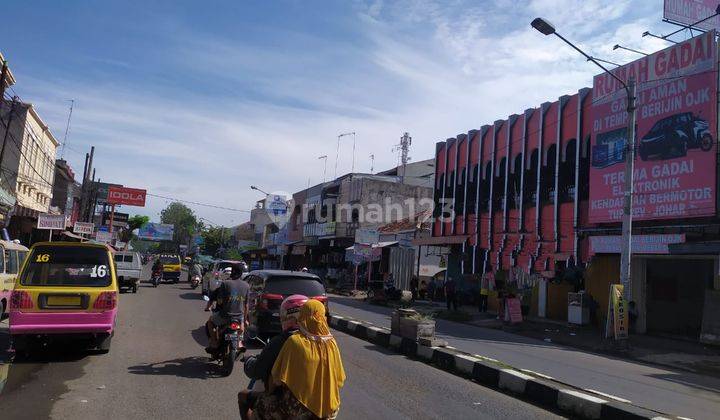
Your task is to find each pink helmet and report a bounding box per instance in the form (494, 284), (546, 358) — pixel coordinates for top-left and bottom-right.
(280, 294), (309, 321)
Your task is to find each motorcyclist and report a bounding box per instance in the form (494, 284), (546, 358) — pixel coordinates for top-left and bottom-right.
(238, 295), (307, 420)
(204, 264), (250, 354)
(191, 260), (203, 283)
(151, 257), (163, 278)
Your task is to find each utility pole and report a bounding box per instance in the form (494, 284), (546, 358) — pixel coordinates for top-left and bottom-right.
(60, 99), (74, 159)
(619, 77), (637, 301)
(318, 155), (327, 182)
(334, 131), (356, 178)
(532, 17), (637, 302)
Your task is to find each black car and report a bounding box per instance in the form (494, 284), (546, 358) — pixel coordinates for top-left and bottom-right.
(245, 270), (328, 339)
(638, 112), (713, 161)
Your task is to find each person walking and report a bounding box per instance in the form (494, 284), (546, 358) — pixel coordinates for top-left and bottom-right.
(478, 273), (489, 313)
(410, 276), (419, 302)
(444, 276), (457, 311)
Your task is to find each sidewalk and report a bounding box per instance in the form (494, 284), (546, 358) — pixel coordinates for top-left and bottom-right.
(328, 294), (720, 419)
(357, 295), (720, 378)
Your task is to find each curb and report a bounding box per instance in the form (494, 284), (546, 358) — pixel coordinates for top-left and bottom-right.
(329, 314), (669, 420)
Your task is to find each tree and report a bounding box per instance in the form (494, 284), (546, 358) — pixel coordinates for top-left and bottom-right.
(119, 215), (150, 243)
(201, 226), (231, 257)
(160, 202), (200, 250)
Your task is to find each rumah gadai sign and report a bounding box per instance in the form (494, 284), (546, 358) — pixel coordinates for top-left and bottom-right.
(589, 31), (717, 223)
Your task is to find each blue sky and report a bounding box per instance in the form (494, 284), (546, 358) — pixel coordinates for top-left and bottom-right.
(2, 0), (677, 225)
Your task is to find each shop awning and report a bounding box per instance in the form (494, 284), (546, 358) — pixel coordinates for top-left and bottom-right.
(345, 241), (398, 251)
(412, 235), (469, 246)
(60, 230), (87, 241)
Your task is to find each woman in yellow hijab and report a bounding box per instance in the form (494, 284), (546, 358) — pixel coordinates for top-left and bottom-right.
(263, 299), (346, 419)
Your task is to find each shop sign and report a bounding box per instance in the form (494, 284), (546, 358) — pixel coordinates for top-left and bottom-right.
(95, 230), (112, 243)
(590, 234), (685, 254)
(605, 284), (629, 340)
(353, 244), (381, 263)
(506, 297), (523, 324)
(107, 186), (147, 207)
(589, 31), (717, 223)
(37, 214), (67, 230)
(73, 221), (94, 235)
(355, 227), (379, 245)
(664, 0), (720, 31)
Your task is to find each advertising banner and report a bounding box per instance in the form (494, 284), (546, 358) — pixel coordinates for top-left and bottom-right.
(664, 0), (720, 31)
(73, 221), (95, 235)
(590, 31), (717, 223)
(37, 214), (67, 230)
(93, 182), (122, 204)
(589, 234), (686, 254)
(107, 186), (147, 207)
(95, 230), (112, 243)
(355, 227), (379, 245)
(605, 284), (629, 340)
(137, 223), (174, 241)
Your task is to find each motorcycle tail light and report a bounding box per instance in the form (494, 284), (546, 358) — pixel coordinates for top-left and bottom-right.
(230, 322), (241, 330)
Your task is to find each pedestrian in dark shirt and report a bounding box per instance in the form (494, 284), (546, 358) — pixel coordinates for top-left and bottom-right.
(444, 277), (457, 311)
(410, 276), (419, 302)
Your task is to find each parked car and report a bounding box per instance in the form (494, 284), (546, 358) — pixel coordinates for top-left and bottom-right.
(9, 242), (118, 354)
(201, 259), (246, 296)
(114, 251), (142, 293)
(639, 112), (713, 161)
(0, 240), (29, 318)
(245, 270), (328, 339)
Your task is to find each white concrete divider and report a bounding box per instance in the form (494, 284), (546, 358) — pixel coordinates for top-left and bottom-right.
(454, 354), (479, 375)
(416, 345), (437, 361)
(366, 326), (383, 339)
(346, 320), (361, 332)
(558, 389), (607, 419)
(498, 369), (533, 394)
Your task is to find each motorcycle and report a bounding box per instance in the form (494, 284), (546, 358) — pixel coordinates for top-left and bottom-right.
(204, 295), (245, 376)
(151, 270), (162, 287)
(190, 275), (201, 289)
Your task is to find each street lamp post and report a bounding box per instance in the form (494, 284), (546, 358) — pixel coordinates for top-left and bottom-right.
(334, 131), (356, 178)
(532, 17), (637, 301)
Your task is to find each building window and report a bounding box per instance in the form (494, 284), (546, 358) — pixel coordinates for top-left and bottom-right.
(559, 139), (576, 203)
(541, 145), (557, 204)
(524, 149), (538, 207)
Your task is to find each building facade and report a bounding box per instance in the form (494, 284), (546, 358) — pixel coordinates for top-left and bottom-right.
(0, 101), (59, 243)
(431, 32), (720, 343)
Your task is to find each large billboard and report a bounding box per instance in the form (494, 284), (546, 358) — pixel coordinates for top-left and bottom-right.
(664, 0), (720, 31)
(589, 31), (717, 223)
(93, 182), (122, 204)
(137, 223), (174, 241)
(107, 186), (147, 207)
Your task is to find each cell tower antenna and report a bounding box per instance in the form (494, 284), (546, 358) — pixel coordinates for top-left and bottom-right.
(391, 132), (412, 183)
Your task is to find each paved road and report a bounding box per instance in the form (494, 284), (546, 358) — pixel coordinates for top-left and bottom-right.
(329, 296), (720, 420)
(0, 267), (562, 419)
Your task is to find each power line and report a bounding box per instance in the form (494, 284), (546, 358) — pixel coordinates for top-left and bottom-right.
(146, 192), (252, 213)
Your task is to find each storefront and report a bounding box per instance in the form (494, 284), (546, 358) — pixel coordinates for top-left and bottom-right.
(585, 234), (720, 342)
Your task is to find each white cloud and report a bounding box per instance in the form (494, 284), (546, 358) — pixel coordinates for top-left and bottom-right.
(10, 1), (684, 225)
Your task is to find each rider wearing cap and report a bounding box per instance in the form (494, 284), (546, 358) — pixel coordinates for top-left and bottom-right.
(238, 294), (307, 420)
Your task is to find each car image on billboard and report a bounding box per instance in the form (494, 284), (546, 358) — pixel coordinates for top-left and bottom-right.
(638, 112), (713, 161)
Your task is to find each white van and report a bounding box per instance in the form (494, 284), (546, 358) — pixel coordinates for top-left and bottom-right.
(0, 240), (29, 316)
(114, 251), (142, 293)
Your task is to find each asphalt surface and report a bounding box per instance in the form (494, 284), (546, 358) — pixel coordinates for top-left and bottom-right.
(329, 296), (720, 420)
(0, 267), (563, 419)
